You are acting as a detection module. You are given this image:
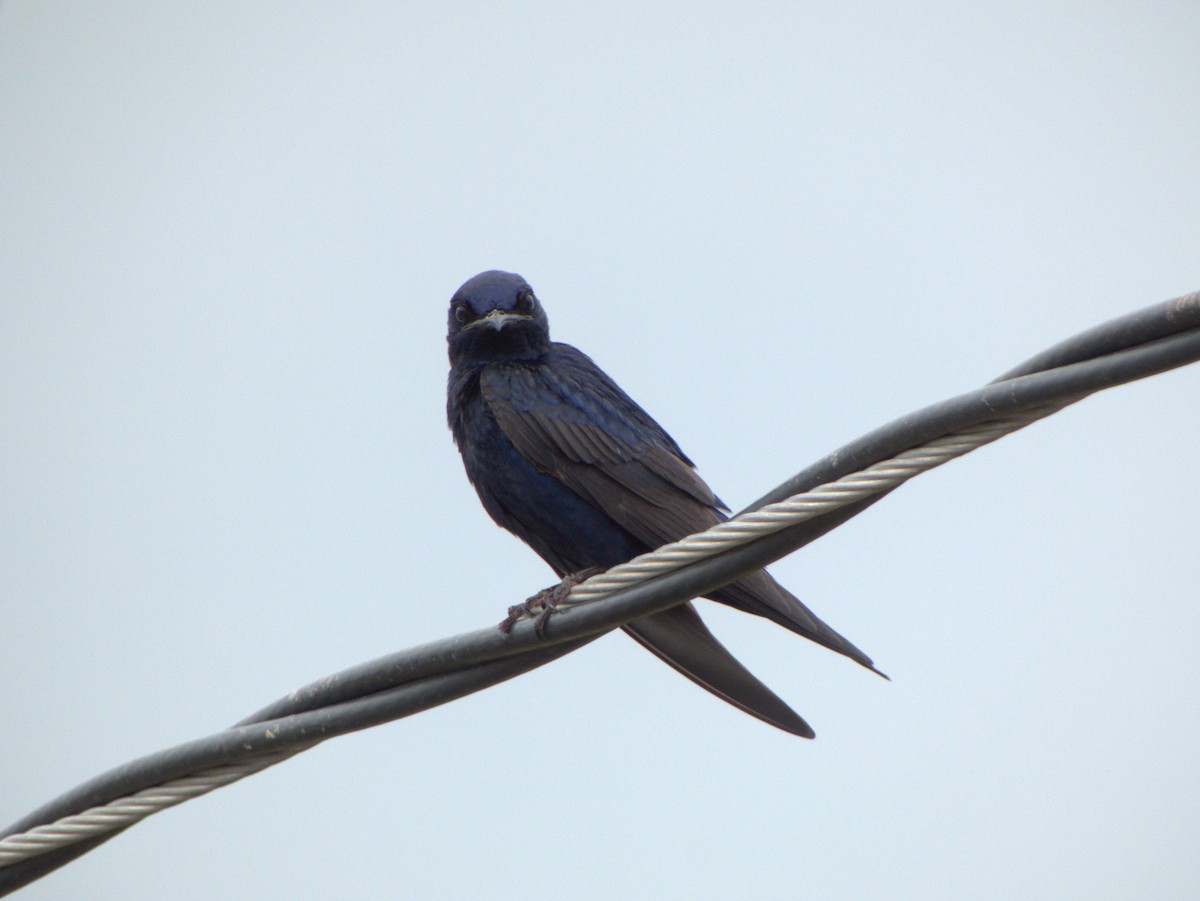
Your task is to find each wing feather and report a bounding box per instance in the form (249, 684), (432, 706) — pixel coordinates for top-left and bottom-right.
(478, 343), (881, 675)
(480, 346), (723, 552)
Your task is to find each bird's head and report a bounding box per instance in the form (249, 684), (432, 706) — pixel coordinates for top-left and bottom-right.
(447, 270), (551, 365)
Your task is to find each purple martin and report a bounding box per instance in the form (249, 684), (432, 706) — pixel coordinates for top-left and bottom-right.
(446, 270), (879, 737)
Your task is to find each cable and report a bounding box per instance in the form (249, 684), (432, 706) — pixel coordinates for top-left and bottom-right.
(1, 290), (1197, 896)
(0, 750), (301, 867)
(0, 407), (1052, 875)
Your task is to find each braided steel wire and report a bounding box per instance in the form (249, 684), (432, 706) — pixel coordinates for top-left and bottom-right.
(0, 750), (301, 867)
(0, 411), (1017, 868)
(1, 290), (1196, 896)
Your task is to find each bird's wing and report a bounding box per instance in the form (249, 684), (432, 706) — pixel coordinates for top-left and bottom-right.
(482, 344), (882, 676)
(479, 344), (726, 552)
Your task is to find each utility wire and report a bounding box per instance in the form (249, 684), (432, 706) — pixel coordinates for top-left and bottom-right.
(0, 405), (1055, 875)
(1, 290), (1197, 896)
(0, 750), (300, 867)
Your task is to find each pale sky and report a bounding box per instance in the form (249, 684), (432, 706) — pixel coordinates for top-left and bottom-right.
(2, 4), (1198, 899)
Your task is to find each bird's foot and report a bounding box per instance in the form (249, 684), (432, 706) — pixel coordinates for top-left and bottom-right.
(498, 566), (605, 637)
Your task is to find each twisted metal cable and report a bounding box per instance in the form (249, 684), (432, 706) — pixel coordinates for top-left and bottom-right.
(0, 749), (303, 867)
(567, 402), (1065, 604)
(2, 290), (1197, 895)
(0, 404), (1065, 870)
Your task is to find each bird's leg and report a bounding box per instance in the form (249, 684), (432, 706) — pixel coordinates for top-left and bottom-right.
(498, 566), (606, 637)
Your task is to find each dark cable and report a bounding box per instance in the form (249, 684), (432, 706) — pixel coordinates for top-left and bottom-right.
(2, 290), (1196, 896)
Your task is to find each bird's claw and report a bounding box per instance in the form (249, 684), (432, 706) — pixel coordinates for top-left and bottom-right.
(497, 566), (605, 637)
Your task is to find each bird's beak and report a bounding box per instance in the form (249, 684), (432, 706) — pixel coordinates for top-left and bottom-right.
(469, 309), (531, 331)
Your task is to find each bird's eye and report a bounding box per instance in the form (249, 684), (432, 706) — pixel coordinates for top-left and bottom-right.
(453, 304), (470, 324)
(516, 292), (537, 314)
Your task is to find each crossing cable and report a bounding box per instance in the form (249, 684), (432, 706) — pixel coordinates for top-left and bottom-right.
(1, 290), (1197, 896)
(0, 404), (1065, 878)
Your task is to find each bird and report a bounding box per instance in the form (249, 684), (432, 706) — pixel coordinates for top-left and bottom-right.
(446, 270), (880, 737)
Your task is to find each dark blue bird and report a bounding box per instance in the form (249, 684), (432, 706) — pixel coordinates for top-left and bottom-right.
(447, 270), (879, 737)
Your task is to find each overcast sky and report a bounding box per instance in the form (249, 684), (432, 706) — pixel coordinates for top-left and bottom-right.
(2, 3), (1198, 899)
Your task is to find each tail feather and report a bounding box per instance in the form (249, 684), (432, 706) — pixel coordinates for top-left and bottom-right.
(623, 602), (815, 738)
(711, 571), (888, 679)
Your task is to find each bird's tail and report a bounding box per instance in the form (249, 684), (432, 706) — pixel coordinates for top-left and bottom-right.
(623, 602), (815, 738)
(711, 571), (888, 679)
